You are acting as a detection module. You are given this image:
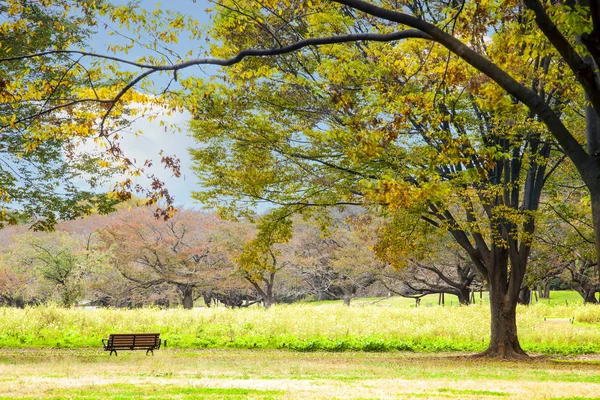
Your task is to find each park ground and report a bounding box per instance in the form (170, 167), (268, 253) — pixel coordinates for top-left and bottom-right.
(2, 292), (600, 399)
(1, 349), (600, 399)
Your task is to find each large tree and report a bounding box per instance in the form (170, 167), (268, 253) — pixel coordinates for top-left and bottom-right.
(189, 1), (575, 357)
(3, 230), (107, 306)
(3, 0), (598, 359)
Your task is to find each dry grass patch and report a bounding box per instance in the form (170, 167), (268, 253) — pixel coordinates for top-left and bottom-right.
(1, 349), (600, 399)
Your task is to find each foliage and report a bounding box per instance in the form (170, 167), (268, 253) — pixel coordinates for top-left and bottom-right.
(0, 0), (203, 225)
(287, 211), (380, 304)
(99, 207), (237, 308)
(235, 212), (293, 308)
(0, 0), (131, 229)
(0, 230), (109, 306)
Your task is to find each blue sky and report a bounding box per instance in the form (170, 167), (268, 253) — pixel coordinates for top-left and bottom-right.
(89, 0), (215, 208)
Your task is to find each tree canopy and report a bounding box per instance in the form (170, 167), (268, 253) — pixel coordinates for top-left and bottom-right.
(0, 0), (126, 229)
(189, 0), (583, 357)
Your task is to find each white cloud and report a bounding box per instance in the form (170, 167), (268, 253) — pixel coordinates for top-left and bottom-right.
(119, 109), (198, 207)
(72, 108), (200, 208)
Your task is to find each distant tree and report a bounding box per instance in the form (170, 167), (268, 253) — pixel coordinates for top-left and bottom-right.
(536, 160), (599, 304)
(566, 260), (599, 304)
(375, 220), (481, 305)
(289, 216), (378, 305)
(523, 246), (565, 301)
(3, 231), (105, 306)
(0, 261), (33, 307)
(236, 212), (292, 309)
(100, 208), (228, 309)
(381, 253), (479, 306)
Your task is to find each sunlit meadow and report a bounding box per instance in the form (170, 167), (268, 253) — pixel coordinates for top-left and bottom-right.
(1, 296), (600, 355)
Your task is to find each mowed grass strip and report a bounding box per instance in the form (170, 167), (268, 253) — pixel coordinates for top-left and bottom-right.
(36, 385), (283, 400)
(1, 297), (600, 354)
(1, 349), (600, 399)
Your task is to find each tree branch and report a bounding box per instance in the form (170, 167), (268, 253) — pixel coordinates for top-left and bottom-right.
(523, 0), (600, 113)
(333, 0), (593, 183)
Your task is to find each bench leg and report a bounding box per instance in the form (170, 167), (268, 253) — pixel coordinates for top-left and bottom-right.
(110, 349), (117, 356)
(146, 348), (154, 356)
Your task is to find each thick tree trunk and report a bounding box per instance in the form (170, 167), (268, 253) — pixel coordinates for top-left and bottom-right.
(476, 247), (528, 359)
(591, 191), (600, 273)
(583, 289), (598, 304)
(586, 97), (600, 273)
(586, 101), (600, 157)
(479, 289), (527, 359)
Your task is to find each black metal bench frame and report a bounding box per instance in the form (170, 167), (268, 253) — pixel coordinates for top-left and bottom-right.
(102, 333), (162, 356)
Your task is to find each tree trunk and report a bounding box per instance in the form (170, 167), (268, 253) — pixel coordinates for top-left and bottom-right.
(457, 288), (471, 305)
(591, 191), (600, 274)
(586, 100), (600, 157)
(477, 247), (528, 359)
(543, 283), (550, 299)
(518, 286), (531, 305)
(263, 296), (273, 309)
(203, 292), (212, 308)
(479, 288), (527, 359)
(245, 275), (275, 310)
(343, 295), (351, 306)
(586, 97), (600, 273)
(180, 285), (194, 309)
(537, 280), (550, 299)
(583, 289), (598, 304)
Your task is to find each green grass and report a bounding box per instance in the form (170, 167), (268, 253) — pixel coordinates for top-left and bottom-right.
(351, 290), (585, 307)
(1, 291), (599, 355)
(34, 385), (283, 400)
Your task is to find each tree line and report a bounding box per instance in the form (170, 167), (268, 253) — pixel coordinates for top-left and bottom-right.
(0, 203), (595, 309)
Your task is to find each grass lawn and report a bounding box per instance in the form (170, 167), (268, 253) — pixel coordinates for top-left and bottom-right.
(351, 290), (585, 308)
(2, 293), (600, 398)
(2, 294), (600, 354)
(1, 349), (600, 399)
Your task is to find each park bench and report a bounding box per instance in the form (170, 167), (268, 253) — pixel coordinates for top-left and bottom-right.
(102, 333), (163, 356)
